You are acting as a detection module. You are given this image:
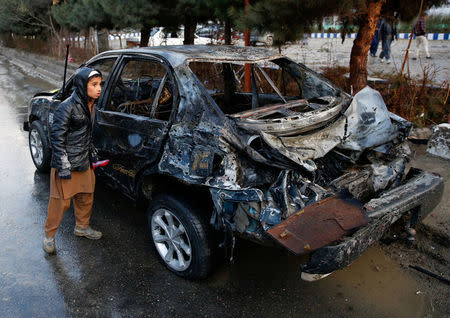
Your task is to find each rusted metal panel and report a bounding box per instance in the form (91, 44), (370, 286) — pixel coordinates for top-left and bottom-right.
(231, 98), (344, 137)
(266, 193), (368, 255)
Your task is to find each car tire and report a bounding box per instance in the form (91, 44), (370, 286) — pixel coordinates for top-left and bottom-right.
(147, 194), (214, 279)
(29, 121), (51, 172)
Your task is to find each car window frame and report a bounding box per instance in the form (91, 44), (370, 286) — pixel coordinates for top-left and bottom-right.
(103, 54), (177, 122)
(53, 55), (121, 102)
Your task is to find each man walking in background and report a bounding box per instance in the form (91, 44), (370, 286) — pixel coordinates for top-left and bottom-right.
(369, 18), (382, 57)
(379, 16), (397, 64)
(413, 13), (431, 60)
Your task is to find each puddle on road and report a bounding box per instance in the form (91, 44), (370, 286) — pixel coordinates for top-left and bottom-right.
(209, 241), (433, 318)
(331, 247), (432, 317)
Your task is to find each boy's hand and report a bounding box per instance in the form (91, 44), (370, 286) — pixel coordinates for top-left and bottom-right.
(58, 169), (71, 179)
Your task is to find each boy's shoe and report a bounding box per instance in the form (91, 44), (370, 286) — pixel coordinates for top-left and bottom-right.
(386, 59), (391, 64)
(74, 226), (102, 240)
(426, 56), (432, 59)
(412, 57), (417, 60)
(379, 58), (384, 63)
(43, 236), (56, 254)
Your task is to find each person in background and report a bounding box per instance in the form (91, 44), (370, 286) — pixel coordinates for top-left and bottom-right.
(42, 67), (103, 254)
(379, 16), (398, 64)
(369, 18), (382, 57)
(413, 13), (431, 60)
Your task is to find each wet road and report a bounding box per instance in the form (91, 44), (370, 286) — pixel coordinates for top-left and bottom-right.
(0, 55), (437, 317)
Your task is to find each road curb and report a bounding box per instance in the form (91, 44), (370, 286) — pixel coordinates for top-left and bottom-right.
(0, 47), (78, 87)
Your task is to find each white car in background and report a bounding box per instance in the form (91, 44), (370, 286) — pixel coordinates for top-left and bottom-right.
(149, 27), (211, 46)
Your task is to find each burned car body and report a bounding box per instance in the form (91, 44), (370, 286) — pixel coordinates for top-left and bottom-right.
(25, 46), (444, 280)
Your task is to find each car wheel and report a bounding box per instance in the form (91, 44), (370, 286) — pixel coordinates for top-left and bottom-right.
(29, 121), (51, 172)
(147, 194), (214, 279)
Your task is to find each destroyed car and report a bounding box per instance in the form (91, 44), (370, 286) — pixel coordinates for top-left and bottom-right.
(24, 46), (444, 280)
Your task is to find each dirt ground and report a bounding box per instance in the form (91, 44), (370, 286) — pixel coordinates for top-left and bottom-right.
(380, 143), (450, 315)
(280, 38), (450, 84)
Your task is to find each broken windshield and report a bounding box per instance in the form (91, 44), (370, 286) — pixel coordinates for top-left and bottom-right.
(189, 58), (339, 115)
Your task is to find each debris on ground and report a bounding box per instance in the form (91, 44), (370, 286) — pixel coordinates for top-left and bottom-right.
(426, 123), (450, 160)
(408, 127), (432, 143)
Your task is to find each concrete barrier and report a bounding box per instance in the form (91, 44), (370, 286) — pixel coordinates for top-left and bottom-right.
(310, 33), (450, 40)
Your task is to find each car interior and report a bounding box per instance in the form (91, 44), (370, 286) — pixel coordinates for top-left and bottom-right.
(189, 58), (338, 116)
(108, 59), (173, 121)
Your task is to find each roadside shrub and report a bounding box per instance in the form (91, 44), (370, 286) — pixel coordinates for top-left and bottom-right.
(9, 36), (54, 56)
(321, 66), (350, 92)
(320, 64), (449, 126)
(426, 14), (450, 33)
(2, 33), (97, 62)
(398, 14), (450, 33)
(377, 68), (449, 126)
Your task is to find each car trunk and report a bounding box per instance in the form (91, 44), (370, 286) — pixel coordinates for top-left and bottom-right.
(207, 86), (416, 255)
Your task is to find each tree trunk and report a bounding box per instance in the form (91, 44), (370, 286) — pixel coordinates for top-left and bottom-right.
(3, 32), (15, 48)
(349, 0), (385, 94)
(140, 27), (150, 47)
(89, 27), (98, 55)
(97, 29), (109, 53)
(57, 29), (65, 57)
(84, 29), (88, 49)
(224, 17), (232, 45)
(49, 15), (63, 56)
(183, 15), (197, 45)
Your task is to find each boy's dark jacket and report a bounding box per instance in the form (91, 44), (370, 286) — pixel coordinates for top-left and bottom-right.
(51, 67), (99, 176)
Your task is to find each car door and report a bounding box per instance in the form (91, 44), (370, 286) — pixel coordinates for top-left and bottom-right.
(93, 54), (177, 196)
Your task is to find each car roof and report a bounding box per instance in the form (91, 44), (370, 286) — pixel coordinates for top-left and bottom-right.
(96, 45), (284, 67)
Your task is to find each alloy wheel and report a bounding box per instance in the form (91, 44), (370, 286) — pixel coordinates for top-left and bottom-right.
(151, 208), (192, 271)
(30, 129), (43, 166)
